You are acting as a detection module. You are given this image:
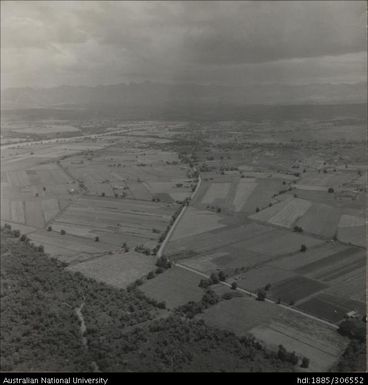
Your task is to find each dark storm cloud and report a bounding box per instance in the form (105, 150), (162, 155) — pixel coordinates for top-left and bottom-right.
(1, 1), (366, 88)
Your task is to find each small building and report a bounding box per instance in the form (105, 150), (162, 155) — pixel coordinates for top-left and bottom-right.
(346, 310), (359, 319)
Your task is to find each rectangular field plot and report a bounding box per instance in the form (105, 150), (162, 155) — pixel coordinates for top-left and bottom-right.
(268, 243), (347, 271)
(67, 251), (156, 289)
(295, 247), (364, 276)
(267, 198), (312, 228)
(299, 172), (355, 188)
(41, 198), (60, 222)
(24, 200), (45, 228)
(49, 196), (175, 248)
(128, 182), (152, 201)
(296, 203), (341, 238)
(250, 321), (348, 372)
(235, 266), (296, 292)
(336, 215), (365, 247)
(166, 222), (273, 256)
(325, 267), (366, 303)
(6, 171), (30, 188)
(241, 179), (285, 213)
(232, 180), (257, 212)
(170, 207), (225, 241)
(338, 214), (365, 227)
(239, 229), (324, 257)
(201, 182), (231, 205)
(28, 230), (109, 263)
(337, 226), (365, 247)
(199, 296), (348, 372)
(198, 296), (281, 333)
(268, 276), (327, 304)
(297, 293), (366, 324)
(182, 248), (271, 274)
(10, 201), (25, 224)
(140, 266), (203, 308)
(249, 197), (293, 222)
(1, 198), (11, 221)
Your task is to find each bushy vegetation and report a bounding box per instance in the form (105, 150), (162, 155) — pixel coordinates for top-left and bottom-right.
(293, 225), (303, 233)
(334, 319), (367, 372)
(89, 315), (295, 372)
(334, 339), (366, 372)
(0, 226), (157, 371)
(198, 271), (226, 288)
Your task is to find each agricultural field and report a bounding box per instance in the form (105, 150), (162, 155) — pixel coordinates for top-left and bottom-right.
(198, 296), (349, 372)
(67, 251), (156, 289)
(48, 196), (175, 250)
(194, 176), (289, 214)
(170, 206), (226, 241)
(140, 266), (204, 308)
(297, 294), (366, 324)
(1, 111), (366, 372)
(60, 144), (194, 202)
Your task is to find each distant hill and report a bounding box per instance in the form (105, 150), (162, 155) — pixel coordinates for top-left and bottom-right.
(2, 81), (366, 108)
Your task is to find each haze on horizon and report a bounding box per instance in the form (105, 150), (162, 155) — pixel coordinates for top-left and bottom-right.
(1, 1), (366, 93)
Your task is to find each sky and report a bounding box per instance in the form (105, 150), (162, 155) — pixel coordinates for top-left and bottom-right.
(1, 1), (367, 89)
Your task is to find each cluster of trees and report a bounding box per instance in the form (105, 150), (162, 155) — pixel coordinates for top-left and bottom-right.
(293, 225), (303, 233)
(334, 339), (366, 372)
(206, 205), (222, 213)
(277, 345), (301, 366)
(89, 315), (295, 372)
(338, 319), (365, 342)
(155, 256), (172, 270)
(334, 319), (366, 372)
(176, 289), (221, 319)
(133, 256), (172, 288)
(198, 271), (226, 288)
(134, 244), (152, 255)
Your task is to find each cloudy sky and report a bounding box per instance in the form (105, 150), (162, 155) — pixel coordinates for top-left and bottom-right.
(1, 1), (366, 89)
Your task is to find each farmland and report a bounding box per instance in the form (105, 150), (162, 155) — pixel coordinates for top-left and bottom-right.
(1, 108), (366, 372)
(198, 296), (349, 372)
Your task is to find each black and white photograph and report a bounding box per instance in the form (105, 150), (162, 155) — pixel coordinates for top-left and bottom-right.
(0, 0), (366, 379)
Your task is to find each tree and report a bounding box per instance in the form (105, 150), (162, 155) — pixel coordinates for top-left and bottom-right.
(257, 289), (266, 301)
(20, 234), (28, 242)
(201, 289), (220, 307)
(231, 282), (237, 290)
(338, 320), (366, 341)
(60, 229), (66, 235)
(301, 357), (310, 368)
(300, 244), (307, 252)
(47, 226), (52, 232)
(95, 236), (100, 242)
(209, 272), (219, 284)
(147, 271), (155, 280)
(328, 187), (334, 193)
(199, 279), (211, 289)
(218, 271), (226, 282)
(256, 207), (260, 213)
